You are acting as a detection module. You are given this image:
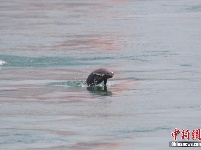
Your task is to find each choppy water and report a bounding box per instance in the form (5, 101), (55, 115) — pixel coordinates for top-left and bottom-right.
(1, 0), (201, 149)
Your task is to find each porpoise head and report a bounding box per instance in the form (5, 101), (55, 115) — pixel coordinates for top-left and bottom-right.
(92, 68), (114, 79)
(86, 68), (114, 86)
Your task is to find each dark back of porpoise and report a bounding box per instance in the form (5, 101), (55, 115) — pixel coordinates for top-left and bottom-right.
(86, 68), (114, 86)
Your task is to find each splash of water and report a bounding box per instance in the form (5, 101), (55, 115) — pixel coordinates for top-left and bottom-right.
(50, 80), (114, 88)
(0, 60), (6, 66)
(50, 80), (87, 87)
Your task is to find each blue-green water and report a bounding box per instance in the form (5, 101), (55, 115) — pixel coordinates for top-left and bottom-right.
(1, 0), (201, 149)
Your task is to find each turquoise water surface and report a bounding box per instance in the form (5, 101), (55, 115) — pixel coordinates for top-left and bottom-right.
(1, 0), (201, 150)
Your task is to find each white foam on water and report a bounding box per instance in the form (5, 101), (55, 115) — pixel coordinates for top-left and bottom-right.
(0, 60), (6, 65)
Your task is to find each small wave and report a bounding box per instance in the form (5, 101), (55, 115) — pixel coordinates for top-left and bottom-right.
(0, 60), (6, 66)
(115, 126), (171, 134)
(0, 55), (113, 67)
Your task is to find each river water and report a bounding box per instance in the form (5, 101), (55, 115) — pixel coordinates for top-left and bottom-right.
(0, 0), (201, 149)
